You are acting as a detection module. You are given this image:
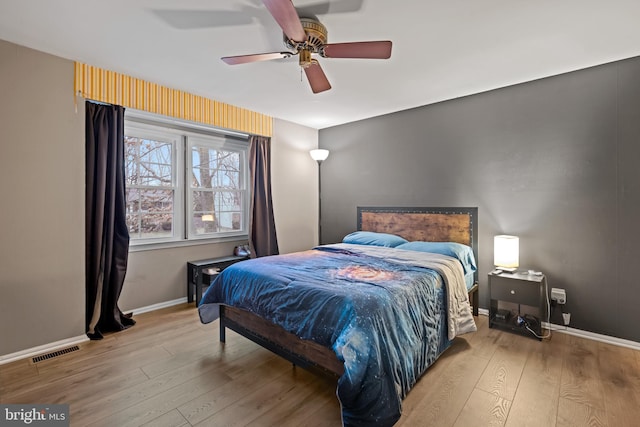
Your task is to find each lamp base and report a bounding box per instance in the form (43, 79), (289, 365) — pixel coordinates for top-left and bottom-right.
(496, 267), (517, 273)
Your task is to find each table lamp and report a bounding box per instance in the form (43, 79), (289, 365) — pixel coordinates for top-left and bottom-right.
(494, 235), (519, 273)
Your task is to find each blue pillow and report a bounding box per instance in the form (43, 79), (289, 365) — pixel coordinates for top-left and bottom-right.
(342, 231), (408, 248)
(395, 241), (477, 275)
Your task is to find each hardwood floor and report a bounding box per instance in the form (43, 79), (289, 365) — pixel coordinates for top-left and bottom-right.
(2, 304), (639, 426)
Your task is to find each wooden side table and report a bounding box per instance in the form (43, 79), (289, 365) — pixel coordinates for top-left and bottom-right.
(187, 255), (248, 305)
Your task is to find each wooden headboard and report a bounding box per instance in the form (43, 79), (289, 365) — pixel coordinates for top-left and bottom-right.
(357, 206), (479, 284)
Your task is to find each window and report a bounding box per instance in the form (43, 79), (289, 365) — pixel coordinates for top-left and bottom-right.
(188, 137), (246, 238)
(124, 115), (249, 248)
(125, 126), (181, 243)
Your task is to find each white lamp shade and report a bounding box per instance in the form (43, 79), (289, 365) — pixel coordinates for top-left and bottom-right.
(494, 235), (519, 268)
(309, 149), (330, 162)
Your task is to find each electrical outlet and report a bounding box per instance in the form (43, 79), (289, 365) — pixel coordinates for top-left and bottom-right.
(551, 288), (566, 304)
(562, 313), (571, 326)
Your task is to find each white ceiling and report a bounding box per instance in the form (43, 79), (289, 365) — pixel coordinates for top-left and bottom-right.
(1, 0), (640, 129)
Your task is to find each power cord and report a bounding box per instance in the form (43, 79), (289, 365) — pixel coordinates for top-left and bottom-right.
(522, 277), (552, 340)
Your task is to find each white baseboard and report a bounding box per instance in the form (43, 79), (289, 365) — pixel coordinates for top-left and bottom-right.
(0, 297), (189, 366)
(127, 297), (188, 316)
(542, 322), (640, 351)
(477, 308), (640, 351)
(5, 300), (638, 365)
(0, 335), (89, 365)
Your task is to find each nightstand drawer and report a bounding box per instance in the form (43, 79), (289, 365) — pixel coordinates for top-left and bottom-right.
(490, 275), (539, 306)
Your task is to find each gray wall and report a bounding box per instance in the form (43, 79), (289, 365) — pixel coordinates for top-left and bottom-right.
(0, 38), (319, 357)
(319, 56), (640, 342)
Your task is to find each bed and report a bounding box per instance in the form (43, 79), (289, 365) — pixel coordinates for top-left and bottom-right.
(198, 206), (478, 426)
(358, 206), (479, 316)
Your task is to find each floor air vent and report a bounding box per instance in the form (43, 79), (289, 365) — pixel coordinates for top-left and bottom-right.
(32, 345), (80, 363)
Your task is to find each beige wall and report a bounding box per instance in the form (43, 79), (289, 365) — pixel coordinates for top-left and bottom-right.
(0, 40), (86, 355)
(0, 38), (319, 358)
(271, 119), (319, 254)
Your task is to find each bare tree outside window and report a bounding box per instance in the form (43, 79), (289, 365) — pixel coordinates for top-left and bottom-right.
(191, 147), (243, 236)
(125, 136), (175, 239)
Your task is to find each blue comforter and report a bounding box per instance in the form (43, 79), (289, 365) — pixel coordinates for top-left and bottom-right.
(199, 244), (474, 426)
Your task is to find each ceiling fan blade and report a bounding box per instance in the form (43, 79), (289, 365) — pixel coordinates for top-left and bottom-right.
(322, 41), (392, 59)
(222, 52), (293, 65)
(262, 0), (307, 42)
(304, 62), (331, 94)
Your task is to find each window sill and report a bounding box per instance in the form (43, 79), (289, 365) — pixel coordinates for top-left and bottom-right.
(128, 234), (248, 252)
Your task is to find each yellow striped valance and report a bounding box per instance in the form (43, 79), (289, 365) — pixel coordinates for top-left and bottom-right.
(74, 62), (272, 137)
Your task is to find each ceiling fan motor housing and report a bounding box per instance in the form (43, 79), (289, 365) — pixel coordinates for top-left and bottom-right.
(284, 18), (328, 53)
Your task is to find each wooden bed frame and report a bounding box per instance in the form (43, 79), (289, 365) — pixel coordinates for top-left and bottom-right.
(219, 206), (479, 377)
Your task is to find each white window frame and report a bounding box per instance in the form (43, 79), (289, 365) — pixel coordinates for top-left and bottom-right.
(124, 121), (184, 246)
(186, 133), (249, 241)
(124, 111), (250, 251)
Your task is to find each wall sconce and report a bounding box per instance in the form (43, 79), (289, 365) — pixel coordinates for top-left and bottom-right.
(309, 149), (329, 244)
(494, 235), (519, 272)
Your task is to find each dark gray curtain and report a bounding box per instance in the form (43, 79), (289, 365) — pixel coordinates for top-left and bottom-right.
(85, 101), (135, 340)
(248, 135), (279, 257)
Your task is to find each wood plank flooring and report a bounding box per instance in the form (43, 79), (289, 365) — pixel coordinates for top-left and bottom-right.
(2, 304), (639, 426)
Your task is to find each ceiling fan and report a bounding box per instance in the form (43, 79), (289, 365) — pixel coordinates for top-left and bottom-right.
(221, 0), (392, 94)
